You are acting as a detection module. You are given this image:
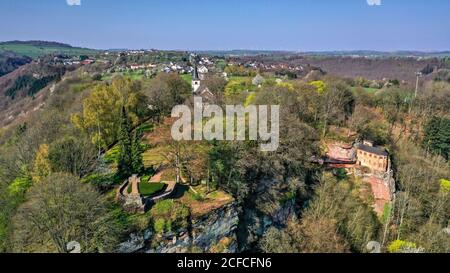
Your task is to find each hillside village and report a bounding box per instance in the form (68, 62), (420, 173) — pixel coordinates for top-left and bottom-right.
(0, 41), (449, 254)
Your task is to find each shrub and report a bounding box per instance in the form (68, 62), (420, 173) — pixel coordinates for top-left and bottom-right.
(224, 79), (253, 97)
(83, 173), (119, 192)
(7, 176), (32, 204)
(152, 200), (174, 215)
(388, 240), (417, 253)
(381, 203), (392, 224)
(137, 123), (154, 133)
(71, 83), (92, 93)
(154, 218), (166, 234)
(280, 191), (296, 205)
(92, 73), (102, 81)
(244, 92), (256, 107)
(104, 145), (121, 164)
(166, 220), (173, 232)
(439, 179), (450, 193)
(310, 80), (326, 93)
(141, 175), (151, 183)
(334, 168), (348, 181)
(151, 200), (190, 233)
(191, 191), (204, 201)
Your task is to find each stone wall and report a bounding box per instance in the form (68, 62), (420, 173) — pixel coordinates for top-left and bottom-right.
(116, 179), (145, 214)
(357, 149), (389, 172)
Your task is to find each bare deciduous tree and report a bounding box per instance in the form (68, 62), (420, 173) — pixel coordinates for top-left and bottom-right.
(12, 173), (118, 253)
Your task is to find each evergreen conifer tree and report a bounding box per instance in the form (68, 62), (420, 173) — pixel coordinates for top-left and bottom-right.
(131, 128), (144, 174)
(118, 106), (133, 178)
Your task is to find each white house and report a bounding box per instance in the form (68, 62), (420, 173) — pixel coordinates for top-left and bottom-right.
(198, 65), (209, 74)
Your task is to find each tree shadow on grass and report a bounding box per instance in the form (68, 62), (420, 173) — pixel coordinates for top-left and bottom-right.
(170, 184), (189, 199)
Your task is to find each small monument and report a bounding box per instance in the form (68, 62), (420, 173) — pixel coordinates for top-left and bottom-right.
(117, 175), (145, 214)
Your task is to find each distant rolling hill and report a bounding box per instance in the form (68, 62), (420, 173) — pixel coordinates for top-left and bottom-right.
(0, 52), (32, 77)
(297, 50), (450, 58)
(198, 49), (450, 58)
(0, 40), (98, 59)
(195, 50), (295, 57)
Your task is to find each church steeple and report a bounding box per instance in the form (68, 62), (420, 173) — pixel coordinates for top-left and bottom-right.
(193, 63), (200, 81)
(191, 57), (201, 93)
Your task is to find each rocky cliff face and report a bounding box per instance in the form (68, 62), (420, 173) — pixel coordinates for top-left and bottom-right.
(117, 202), (239, 253)
(237, 199), (297, 251)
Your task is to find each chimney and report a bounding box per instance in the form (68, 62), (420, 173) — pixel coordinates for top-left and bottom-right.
(363, 140), (374, 147)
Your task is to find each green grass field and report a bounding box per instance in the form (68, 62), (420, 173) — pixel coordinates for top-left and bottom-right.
(0, 43), (97, 58)
(127, 182), (166, 197)
(140, 182), (166, 196)
(102, 71), (146, 81)
(181, 74), (192, 84)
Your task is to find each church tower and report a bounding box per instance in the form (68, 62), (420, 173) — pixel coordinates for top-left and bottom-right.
(192, 64), (201, 93)
(191, 54), (201, 93)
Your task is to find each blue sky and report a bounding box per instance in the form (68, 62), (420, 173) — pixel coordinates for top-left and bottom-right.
(0, 0), (449, 51)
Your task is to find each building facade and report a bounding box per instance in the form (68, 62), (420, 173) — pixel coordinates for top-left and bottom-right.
(356, 141), (389, 172)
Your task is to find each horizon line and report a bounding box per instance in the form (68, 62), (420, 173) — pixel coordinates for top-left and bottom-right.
(1, 40), (449, 54)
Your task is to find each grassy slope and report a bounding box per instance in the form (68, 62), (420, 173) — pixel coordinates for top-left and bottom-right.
(0, 43), (97, 58)
(351, 86), (380, 94)
(181, 74), (192, 84)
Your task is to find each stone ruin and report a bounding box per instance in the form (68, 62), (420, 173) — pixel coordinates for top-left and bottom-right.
(116, 175), (145, 214)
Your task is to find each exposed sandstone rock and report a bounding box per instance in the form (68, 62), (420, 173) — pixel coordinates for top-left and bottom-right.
(117, 202), (239, 253)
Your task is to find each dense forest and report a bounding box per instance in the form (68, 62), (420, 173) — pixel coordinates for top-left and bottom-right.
(0, 52), (32, 77)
